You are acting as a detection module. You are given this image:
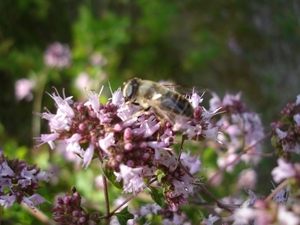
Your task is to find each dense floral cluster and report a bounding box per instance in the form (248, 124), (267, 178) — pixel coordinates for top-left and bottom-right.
(209, 92), (265, 171)
(271, 94), (300, 155)
(0, 151), (50, 209)
(35, 85), (300, 224)
(52, 187), (99, 225)
(233, 196), (300, 225)
(36, 86), (218, 213)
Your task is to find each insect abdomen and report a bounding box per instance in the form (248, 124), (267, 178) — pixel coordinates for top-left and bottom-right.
(161, 91), (194, 118)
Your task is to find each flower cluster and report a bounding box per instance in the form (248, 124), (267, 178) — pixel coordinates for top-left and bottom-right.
(52, 187), (99, 225)
(0, 152), (51, 209)
(271, 94), (300, 155)
(44, 42), (71, 68)
(233, 199), (300, 225)
(209, 92), (265, 172)
(36, 85), (218, 213)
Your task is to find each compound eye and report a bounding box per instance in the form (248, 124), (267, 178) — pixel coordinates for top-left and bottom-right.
(123, 78), (138, 101)
(125, 83), (133, 99)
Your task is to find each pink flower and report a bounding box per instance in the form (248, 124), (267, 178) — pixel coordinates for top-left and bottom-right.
(90, 52), (107, 66)
(296, 94), (300, 106)
(132, 115), (160, 138)
(82, 144), (95, 169)
(180, 151), (201, 174)
(0, 195), (16, 209)
(276, 128), (288, 139)
(217, 153), (239, 173)
(189, 92), (203, 108)
(14, 78), (35, 101)
(237, 169), (257, 190)
(44, 42), (71, 68)
(22, 194), (46, 208)
(99, 133), (115, 155)
(0, 161), (15, 177)
(114, 164), (145, 194)
(271, 94), (300, 154)
(293, 114), (300, 126)
(277, 205), (300, 225)
(271, 158), (296, 183)
(36, 133), (60, 149)
(140, 203), (161, 216)
(233, 207), (257, 224)
(65, 133), (83, 154)
(0, 155), (50, 209)
(46, 91), (74, 131)
(201, 214), (220, 225)
(84, 89), (103, 114)
(111, 88), (124, 106)
(75, 72), (93, 91)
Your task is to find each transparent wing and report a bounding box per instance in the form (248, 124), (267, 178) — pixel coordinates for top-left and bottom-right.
(145, 97), (177, 125)
(160, 83), (207, 96)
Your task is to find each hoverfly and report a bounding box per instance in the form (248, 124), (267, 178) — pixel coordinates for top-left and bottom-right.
(122, 78), (194, 124)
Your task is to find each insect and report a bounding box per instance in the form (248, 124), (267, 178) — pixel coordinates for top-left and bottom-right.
(122, 77), (194, 123)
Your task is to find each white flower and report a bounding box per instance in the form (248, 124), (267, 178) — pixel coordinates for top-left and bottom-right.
(82, 144), (95, 169)
(114, 164), (145, 194)
(201, 213), (220, 225)
(75, 72), (93, 91)
(190, 92), (203, 108)
(46, 91), (74, 131)
(276, 128), (288, 140)
(295, 94), (300, 106)
(293, 114), (300, 126)
(237, 169), (257, 190)
(84, 88), (103, 113)
(22, 194), (46, 208)
(233, 207), (257, 224)
(37, 133), (60, 149)
(99, 133), (115, 155)
(0, 195), (16, 209)
(271, 158), (296, 183)
(65, 134), (83, 155)
(180, 151), (201, 174)
(140, 203), (161, 216)
(132, 116), (160, 138)
(15, 78), (35, 101)
(277, 205), (300, 225)
(111, 88), (124, 106)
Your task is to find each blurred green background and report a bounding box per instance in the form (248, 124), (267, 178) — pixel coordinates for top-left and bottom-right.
(0, 0), (299, 224)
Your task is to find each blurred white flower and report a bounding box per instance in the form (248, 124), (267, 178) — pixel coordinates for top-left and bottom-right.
(271, 158), (296, 183)
(90, 52), (107, 66)
(75, 72), (93, 91)
(15, 78), (35, 101)
(237, 168), (257, 190)
(44, 42), (71, 68)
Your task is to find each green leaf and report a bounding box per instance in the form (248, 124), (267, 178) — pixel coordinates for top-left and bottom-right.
(115, 206), (134, 225)
(155, 169), (165, 184)
(149, 187), (165, 207)
(103, 168), (123, 189)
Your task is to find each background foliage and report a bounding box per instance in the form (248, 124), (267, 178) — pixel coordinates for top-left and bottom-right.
(0, 0), (299, 224)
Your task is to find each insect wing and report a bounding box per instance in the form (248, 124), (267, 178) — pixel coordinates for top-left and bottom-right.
(160, 92), (186, 115)
(144, 96), (176, 124)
